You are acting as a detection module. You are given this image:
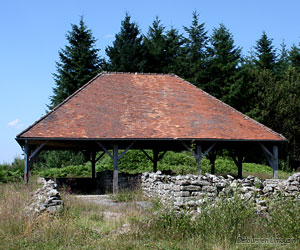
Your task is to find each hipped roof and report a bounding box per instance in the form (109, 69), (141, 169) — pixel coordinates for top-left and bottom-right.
(17, 72), (286, 142)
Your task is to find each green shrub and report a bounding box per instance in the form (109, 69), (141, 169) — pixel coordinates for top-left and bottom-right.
(0, 157), (24, 183)
(268, 197), (300, 238)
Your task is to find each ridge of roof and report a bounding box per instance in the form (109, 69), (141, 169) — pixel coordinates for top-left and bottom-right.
(16, 72), (106, 138)
(16, 72), (286, 141)
(172, 74), (287, 141)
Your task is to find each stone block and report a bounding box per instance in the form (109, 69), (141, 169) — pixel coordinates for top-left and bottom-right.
(180, 185), (201, 191)
(202, 186), (216, 192)
(174, 191), (190, 197)
(191, 180), (211, 186)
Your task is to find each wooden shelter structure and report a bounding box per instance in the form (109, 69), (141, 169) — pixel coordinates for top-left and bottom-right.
(16, 72), (286, 192)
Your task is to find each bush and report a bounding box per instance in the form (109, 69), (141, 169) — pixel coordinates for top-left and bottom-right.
(0, 157), (24, 183)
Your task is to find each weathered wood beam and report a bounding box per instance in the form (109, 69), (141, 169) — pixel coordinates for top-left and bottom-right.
(113, 144), (119, 193)
(153, 149), (158, 172)
(29, 141), (47, 161)
(273, 145), (278, 179)
(196, 144), (202, 174)
(207, 152), (217, 175)
(230, 151), (243, 179)
(140, 149), (154, 163)
(95, 151), (105, 163)
(181, 141), (197, 158)
(118, 141), (135, 160)
(202, 142), (216, 157)
(260, 143), (278, 179)
(96, 142), (113, 159)
(91, 151), (96, 179)
(158, 151), (167, 161)
(24, 144), (30, 183)
(24, 141), (47, 183)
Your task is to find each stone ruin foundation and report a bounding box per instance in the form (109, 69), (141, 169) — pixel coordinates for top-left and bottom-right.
(25, 177), (63, 216)
(142, 171), (300, 213)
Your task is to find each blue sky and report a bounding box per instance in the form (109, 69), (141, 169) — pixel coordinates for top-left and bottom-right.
(1, 0), (300, 163)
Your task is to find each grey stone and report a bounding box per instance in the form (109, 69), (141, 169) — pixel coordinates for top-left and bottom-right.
(180, 185), (201, 191)
(201, 186), (216, 192)
(175, 180), (191, 186)
(286, 185), (299, 192)
(174, 191), (190, 197)
(191, 180), (211, 186)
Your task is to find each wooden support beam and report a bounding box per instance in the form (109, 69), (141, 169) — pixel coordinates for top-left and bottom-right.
(207, 152), (216, 175)
(153, 149), (158, 172)
(196, 144), (202, 174)
(95, 151), (105, 163)
(29, 142), (47, 161)
(141, 149), (167, 172)
(182, 142), (216, 175)
(181, 142), (197, 158)
(158, 151), (167, 161)
(91, 151), (96, 179)
(273, 145), (278, 179)
(24, 144), (30, 183)
(231, 153), (243, 179)
(140, 149), (154, 163)
(118, 141), (135, 160)
(113, 144), (119, 193)
(96, 142), (113, 159)
(260, 143), (279, 179)
(24, 141), (47, 183)
(203, 143), (216, 157)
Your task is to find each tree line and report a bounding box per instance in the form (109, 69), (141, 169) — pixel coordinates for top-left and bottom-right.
(47, 12), (300, 170)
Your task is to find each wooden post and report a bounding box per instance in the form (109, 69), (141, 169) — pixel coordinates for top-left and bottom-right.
(24, 144), (30, 184)
(91, 151), (96, 179)
(208, 153), (216, 175)
(237, 156), (243, 179)
(231, 153), (243, 179)
(153, 149), (158, 172)
(113, 145), (119, 193)
(273, 145), (278, 179)
(196, 144), (202, 174)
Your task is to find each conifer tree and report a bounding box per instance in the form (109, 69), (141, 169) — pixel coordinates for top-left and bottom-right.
(182, 11), (208, 84)
(254, 31), (277, 71)
(143, 17), (168, 73)
(163, 27), (185, 74)
(203, 24), (241, 102)
(105, 13), (146, 72)
(276, 41), (289, 77)
(49, 17), (102, 109)
(289, 44), (300, 71)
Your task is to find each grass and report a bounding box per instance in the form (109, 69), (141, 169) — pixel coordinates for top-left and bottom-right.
(109, 188), (145, 202)
(1, 179), (300, 249)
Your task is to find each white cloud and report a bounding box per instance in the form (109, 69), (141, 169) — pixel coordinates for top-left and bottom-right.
(7, 119), (24, 129)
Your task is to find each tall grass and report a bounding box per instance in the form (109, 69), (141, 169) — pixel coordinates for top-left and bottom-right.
(1, 180), (300, 249)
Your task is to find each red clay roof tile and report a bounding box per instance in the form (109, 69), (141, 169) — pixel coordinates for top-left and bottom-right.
(17, 72), (286, 141)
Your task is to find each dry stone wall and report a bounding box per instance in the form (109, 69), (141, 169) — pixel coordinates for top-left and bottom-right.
(25, 177), (63, 216)
(142, 171), (300, 213)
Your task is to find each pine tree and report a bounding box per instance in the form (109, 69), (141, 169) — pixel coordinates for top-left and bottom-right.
(254, 31), (277, 71)
(275, 41), (289, 77)
(289, 44), (300, 71)
(163, 27), (185, 74)
(143, 17), (167, 73)
(182, 11), (208, 84)
(203, 24), (241, 102)
(49, 17), (102, 109)
(105, 13), (146, 72)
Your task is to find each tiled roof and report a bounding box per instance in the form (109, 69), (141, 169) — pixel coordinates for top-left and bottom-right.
(17, 72), (286, 141)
